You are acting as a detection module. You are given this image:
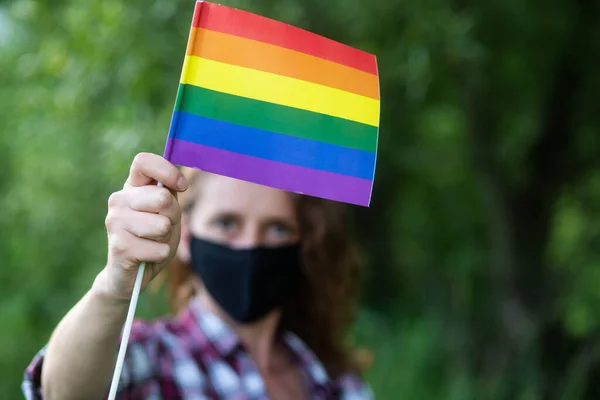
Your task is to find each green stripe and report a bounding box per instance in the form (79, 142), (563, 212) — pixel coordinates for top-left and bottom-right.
(176, 84), (377, 152)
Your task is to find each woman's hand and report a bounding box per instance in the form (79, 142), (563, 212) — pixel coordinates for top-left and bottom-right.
(94, 152), (189, 301)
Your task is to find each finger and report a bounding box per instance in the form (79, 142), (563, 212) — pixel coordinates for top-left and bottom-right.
(121, 212), (174, 242)
(109, 231), (172, 265)
(124, 152), (188, 192)
(125, 186), (182, 225)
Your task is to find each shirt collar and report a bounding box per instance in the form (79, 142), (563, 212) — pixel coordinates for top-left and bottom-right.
(183, 297), (331, 386)
(282, 330), (330, 386)
(186, 297), (241, 356)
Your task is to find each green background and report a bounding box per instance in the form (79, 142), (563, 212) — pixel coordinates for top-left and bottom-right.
(1, 0), (599, 398)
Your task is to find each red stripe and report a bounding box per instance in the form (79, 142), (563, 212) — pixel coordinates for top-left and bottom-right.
(191, 1), (378, 75)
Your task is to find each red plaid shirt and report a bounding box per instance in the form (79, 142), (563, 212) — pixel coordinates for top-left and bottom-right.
(22, 298), (373, 399)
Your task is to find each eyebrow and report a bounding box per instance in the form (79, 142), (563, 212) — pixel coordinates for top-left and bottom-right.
(261, 217), (299, 231)
(209, 211), (242, 221)
(210, 211), (297, 228)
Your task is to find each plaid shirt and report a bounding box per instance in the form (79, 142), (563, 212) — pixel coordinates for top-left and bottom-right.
(22, 298), (373, 399)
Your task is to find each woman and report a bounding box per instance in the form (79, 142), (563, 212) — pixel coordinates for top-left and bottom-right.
(22, 153), (373, 399)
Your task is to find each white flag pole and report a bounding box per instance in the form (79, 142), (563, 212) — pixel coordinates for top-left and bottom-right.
(107, 262), (145, 400)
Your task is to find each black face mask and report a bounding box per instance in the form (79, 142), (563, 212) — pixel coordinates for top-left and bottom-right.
(189, 236), (302, 324)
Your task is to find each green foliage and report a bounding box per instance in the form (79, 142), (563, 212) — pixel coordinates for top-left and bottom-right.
(1, 0), (599, 398)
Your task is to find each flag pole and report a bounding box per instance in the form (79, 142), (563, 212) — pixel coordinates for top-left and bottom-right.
(107, 262), (145, 400)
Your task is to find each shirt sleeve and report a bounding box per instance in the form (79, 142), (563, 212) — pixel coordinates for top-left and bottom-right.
(336, 372), (375, 400)
(21, 320), (159, 400)
(22, 345), (46, 400)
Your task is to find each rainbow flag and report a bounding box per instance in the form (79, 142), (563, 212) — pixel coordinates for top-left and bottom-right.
(164, 1), (380, 206)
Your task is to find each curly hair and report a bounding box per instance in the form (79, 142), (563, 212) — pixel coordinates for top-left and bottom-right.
(164, 168), (365, 378)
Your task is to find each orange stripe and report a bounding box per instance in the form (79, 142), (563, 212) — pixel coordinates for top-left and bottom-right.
(186, 28), (379, 100)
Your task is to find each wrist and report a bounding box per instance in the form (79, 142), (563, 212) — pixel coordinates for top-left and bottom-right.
(90, 268), (131, 307)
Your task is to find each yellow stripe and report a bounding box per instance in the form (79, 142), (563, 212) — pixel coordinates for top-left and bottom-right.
(181, 55), (380, 127)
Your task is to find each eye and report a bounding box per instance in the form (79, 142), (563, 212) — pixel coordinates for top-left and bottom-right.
(212, 215), (238, 232)
(267, 222), (295, 239)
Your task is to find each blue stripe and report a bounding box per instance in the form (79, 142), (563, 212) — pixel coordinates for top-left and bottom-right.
(169, 111), (376, 179)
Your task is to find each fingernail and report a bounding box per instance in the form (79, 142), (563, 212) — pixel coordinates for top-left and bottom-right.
(177, 176), (188, 191)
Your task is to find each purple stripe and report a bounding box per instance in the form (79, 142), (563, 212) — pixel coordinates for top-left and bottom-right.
(166, 139), (372, 206)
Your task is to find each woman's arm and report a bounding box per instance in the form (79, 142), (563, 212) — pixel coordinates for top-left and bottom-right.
(41, 282), (128, 400)
(37, 153), (188, 400)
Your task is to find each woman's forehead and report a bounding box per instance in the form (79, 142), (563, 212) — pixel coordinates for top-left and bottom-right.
(193, 174), (296, 217)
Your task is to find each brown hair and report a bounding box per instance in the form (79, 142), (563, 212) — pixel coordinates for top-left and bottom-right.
(164, 168), (364, 378)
